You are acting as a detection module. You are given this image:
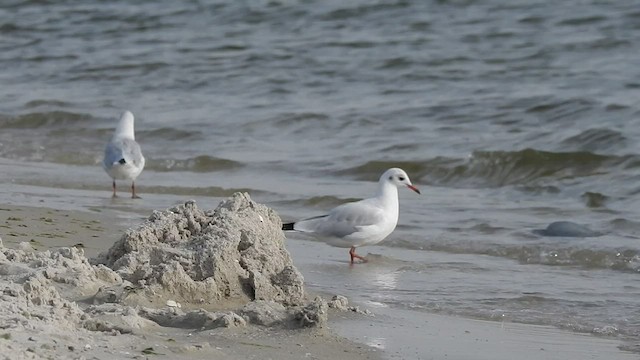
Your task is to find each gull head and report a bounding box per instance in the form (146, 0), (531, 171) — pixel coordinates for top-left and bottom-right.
(381, 168), (421, 194)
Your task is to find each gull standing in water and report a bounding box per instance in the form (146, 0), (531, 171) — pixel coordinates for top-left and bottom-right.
(103, 110), (145, 198)
(282, 168), (420, 264)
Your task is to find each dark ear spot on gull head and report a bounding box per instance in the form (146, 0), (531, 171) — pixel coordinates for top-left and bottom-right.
(384, 168), (421, 194)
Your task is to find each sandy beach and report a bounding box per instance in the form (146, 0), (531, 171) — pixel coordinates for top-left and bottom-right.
(0, 194), (636, 360)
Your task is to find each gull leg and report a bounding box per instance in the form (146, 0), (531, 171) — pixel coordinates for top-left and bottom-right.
(131, 182), (141, 199)
(349, 246), (367, 264)
(112, 180), (117, 198)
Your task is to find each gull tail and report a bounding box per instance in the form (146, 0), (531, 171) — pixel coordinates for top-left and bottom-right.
(282, 222), (295, 231)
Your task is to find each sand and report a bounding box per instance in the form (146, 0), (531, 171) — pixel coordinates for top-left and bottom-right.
(0, 193), (637, 360)
(0, 204), (120, 259)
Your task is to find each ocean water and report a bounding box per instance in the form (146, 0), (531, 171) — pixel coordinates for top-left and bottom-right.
(2, 0), (640, 353)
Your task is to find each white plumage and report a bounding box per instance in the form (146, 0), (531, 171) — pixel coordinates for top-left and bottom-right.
(283, 168), (420, 264)
(102, 111), (145, 198)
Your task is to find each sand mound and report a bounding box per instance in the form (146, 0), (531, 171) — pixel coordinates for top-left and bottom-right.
(94, 192), (305, 309)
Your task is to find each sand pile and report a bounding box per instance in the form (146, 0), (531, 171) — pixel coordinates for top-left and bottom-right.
(0, 193), (351, 359)
(95, 192), (305, 309)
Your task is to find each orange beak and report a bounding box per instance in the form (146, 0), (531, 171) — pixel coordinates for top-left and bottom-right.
(407, 184), (421, 194)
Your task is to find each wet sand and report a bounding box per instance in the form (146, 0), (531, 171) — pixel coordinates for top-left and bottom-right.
(0, 204), (120, 258)
(330, 306), (638, 360)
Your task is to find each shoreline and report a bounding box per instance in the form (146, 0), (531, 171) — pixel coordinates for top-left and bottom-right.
(329, 306), (638, 360)
(283, 232), (640, 360)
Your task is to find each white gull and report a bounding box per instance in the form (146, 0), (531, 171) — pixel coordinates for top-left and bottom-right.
(282, 168), (420, 264)
(102, 110), (145, 198)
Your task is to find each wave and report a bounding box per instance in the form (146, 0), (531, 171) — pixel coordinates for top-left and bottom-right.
(320, 1), (410, 21)
(0, 110), (195, 137)
(391, 238), (640, 273)
(501, 246), (640, 272)
(557, 15), (608, 26)
(341, 148), (636, 188)
(23, 99), (74, 108)
(138, 185), (264, 198)
(270, 112), (330, 127)
(12, 177), (265, 198)
(560, 128), (627, 152)
(0, 130), (243, 174)
(147, 156), (243, 173)
(0, 111), (94, 129)
(77, 61), (170, 74)
(140, 128), (203, 141)
(398, 294), (636, 339)
(524, 98), (596, 122)
(581, 192), (609, 208)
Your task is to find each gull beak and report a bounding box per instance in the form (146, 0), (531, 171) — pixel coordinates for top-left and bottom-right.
(407, 184), (421, 194)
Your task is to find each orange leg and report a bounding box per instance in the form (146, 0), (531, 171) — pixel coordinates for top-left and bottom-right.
(349, 246), (368, 264)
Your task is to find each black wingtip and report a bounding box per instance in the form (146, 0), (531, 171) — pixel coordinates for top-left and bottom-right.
(118, 158), (126, 164)
(282, 222), (295, 231)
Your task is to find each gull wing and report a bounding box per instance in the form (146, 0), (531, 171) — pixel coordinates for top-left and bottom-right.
(294, 200), (384, 239)
(104, 138), (144, 168)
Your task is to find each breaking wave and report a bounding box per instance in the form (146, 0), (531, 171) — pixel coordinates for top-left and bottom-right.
(342, 148), (637, 188)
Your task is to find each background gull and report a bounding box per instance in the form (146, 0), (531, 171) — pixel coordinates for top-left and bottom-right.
(282, 168), (420, 264)
(102, 110), (145, 198)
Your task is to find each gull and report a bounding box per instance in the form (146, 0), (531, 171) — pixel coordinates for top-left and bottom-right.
(282, 168), (420, 264)
(102, 110), (145, 198)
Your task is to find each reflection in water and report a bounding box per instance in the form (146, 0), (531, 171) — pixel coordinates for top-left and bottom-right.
(364, 301), (388, 308)
(365, 337), (386, 350)
(372, 270), (400, 290)
(349, 259), (401, 290)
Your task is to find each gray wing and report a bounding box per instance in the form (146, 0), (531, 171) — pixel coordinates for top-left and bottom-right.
(103, 141), (123, 169)
(120, 138), (144, 167)
(104, 138), (144, 168)
(294, 201), (385, 238)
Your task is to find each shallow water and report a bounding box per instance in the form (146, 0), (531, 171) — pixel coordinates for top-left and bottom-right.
(2, 0), (640, 352)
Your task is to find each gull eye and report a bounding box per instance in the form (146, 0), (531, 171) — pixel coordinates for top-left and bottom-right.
(398, 176), (405, 181)
(389, 176), (393, 180)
